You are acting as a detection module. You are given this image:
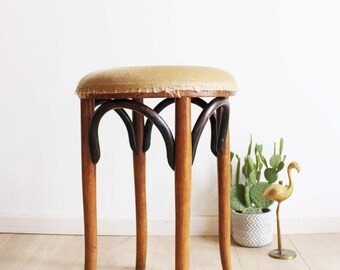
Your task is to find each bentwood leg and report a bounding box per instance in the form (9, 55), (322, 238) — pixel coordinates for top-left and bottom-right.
(81, 99), (97, 270)
(132, 99), (147, 270)
(174, 98), (192, 270)
(217, 108), (232, 270)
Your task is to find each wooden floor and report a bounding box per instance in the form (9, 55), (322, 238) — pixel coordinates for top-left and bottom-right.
(0, 233), (339, 270)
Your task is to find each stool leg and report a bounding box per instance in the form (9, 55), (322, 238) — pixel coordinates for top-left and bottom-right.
(81, 99), (97, 270)
(132, 99), (147, 270)
(217, 109), (232, 270)
(175, 98), (192, 270)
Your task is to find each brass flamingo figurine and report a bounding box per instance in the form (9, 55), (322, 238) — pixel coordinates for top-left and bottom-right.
(262, 161), (301, 259)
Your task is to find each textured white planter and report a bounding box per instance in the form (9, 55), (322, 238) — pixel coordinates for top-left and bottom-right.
(231, 209), (275, 247)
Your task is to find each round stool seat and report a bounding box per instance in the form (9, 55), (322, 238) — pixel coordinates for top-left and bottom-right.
(76, 66), (237, 99)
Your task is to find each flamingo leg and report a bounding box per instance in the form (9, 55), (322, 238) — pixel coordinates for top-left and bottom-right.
(276, 202), (282, 255)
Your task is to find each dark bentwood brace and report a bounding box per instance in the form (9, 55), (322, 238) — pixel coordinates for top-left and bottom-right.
(89, 97), (229, 169)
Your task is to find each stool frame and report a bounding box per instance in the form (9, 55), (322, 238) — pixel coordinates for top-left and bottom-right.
(80, 96), (232, 270)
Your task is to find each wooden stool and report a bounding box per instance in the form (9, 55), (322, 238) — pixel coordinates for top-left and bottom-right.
(76, 66), (237, 270)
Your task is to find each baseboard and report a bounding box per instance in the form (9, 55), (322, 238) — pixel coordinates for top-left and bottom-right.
(0, 214), (339, 235)
(0, 215), (216, 235)
(279, 215), (340, 234)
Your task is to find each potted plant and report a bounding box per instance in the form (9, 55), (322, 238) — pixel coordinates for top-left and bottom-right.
(230, 136), (286, 247)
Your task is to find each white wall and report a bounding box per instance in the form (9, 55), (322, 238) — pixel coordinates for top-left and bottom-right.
(1, 0), (339, 235)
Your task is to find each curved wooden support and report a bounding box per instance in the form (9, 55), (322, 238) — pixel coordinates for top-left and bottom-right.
(115, 109), (138, 152)
(191, 98), (217, 157)
(143, 98), (175, 152)
(143, 98), (217, 162)
(192, 97), (230, 162)
(95, 99), (138, 153)
(216, 100), (230, 154)
(89, 99), (175, 169)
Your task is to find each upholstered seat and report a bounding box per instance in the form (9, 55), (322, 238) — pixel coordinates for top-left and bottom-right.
(76, 66), (237, 98)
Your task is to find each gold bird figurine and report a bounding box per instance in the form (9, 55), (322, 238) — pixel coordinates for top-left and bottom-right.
(262, 161), (301, 260)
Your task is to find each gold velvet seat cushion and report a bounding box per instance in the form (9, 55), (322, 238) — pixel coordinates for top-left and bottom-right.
(76, 66), (237, 98)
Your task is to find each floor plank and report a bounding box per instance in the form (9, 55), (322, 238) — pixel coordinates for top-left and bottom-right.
(190, 237), (242, 270)
(97, 236), (242, 269)
(0, 234), (13, 248)
(289, 234), (340, 270)
(98, 236), (136, 269)
(0, 234), (83, 270)
(0, 234), (339, 269)
(235, 235), (310, 270)
(0, 235), (242, 269)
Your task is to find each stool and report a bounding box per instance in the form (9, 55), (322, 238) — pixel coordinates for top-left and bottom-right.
(76, 66), (237, 270)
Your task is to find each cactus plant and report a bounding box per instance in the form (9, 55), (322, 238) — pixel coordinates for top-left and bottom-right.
(230, 136), (286, 214)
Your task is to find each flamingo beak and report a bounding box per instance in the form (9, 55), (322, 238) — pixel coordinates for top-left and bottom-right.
(294, 162), (301, 173)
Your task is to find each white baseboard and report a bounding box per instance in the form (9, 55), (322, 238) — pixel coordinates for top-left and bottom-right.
(0, 214), (339, 235)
